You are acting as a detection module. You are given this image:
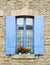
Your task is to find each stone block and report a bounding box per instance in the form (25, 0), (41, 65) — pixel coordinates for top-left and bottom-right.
(0, 10), (4, 16)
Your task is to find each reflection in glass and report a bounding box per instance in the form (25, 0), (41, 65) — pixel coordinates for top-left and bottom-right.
(26, 18), (33, 52)
(17, 18), (24, 47)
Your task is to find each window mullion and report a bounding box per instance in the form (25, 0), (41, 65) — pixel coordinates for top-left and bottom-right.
(24, 17), (26, 48)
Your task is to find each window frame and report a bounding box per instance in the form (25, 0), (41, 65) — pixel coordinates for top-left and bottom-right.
(16, 16), (34, 54)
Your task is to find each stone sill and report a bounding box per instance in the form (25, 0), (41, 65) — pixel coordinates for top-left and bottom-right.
(11, 54), (38, 59)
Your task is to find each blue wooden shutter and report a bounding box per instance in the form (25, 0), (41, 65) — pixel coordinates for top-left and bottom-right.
(6, 16), (16, 55)
(34, 16), (44, 54)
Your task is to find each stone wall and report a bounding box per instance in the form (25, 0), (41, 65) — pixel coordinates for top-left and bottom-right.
(0, 0), (50, 65)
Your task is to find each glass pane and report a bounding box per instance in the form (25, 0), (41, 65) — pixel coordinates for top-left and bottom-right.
(26, 18), (33, 53)
(17, 18), (23, 27)
(17, 18), (24, 47)
(26, 18), (33, 25)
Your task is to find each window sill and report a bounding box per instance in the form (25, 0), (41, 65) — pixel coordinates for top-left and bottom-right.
(11, 54), (38, 59)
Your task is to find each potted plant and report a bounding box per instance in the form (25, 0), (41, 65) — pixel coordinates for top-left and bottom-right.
(17, 46), (31, 54)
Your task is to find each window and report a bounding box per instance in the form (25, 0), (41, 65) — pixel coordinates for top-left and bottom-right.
(16, 17), (34, 53)
(6, 16), (44, 55)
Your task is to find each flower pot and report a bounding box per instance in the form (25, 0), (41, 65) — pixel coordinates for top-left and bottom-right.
(27, 53), (30, 55)
(19, 53), (21, 55)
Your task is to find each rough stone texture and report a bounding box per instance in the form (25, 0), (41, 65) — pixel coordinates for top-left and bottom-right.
(0, 0), (50, 65)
